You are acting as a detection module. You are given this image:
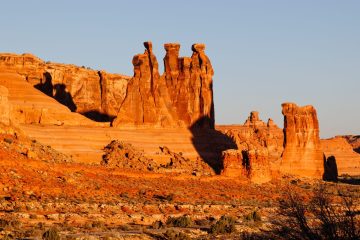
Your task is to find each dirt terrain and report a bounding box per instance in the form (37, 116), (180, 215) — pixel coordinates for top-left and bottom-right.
(2, 135), (360, 239)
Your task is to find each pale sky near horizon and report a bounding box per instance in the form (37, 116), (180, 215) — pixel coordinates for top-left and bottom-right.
(1, 0), (359, 138)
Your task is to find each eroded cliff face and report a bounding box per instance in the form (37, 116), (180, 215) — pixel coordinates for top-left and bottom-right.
(280, 103), (324, 177)
(0, 53), (130, 121)
(112, 42), (214, 128)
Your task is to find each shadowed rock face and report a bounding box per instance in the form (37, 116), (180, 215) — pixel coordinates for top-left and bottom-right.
(113, 41), (214, 128)
(280, 103), (324, 177)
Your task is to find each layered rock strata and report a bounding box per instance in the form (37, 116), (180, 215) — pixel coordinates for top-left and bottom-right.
(280, 103), (324, 177)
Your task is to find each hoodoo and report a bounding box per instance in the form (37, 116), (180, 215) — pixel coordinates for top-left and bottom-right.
(280, 103), (324, 177)
(113, 42), (215, 128)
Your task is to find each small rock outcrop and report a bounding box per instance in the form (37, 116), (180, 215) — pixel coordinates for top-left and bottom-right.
(101, 140), (158, 171)
(280, 103), (324, 177)
(221, 148), (271, 184)
(219, 111), (283, 183)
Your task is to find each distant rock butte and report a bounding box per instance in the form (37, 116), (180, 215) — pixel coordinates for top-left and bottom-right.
(321, 137), (360, 176)
(280, 103), (324, 177)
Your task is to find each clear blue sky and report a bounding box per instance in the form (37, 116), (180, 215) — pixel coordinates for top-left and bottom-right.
(1, 0), (359, 138)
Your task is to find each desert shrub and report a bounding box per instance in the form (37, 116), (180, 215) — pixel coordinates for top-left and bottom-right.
(3, 138), (13, 144)
(151, 220), (165, 229)
(91, 220), (104, 229)
(162, 229), (191, 240)
(153, 193), (174, 202)
(42, 228), (60, 240)
(244, 211), (262, 222)
(210, 215), (236, 234)
(271, 184), (360, 240)
(166, 215), (193, 228)
(0, 219), (10, 229)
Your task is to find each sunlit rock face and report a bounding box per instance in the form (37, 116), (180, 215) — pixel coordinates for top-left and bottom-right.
(219, 111), (283, 183)
(0, 85), (10, 125)
(0, 53), (130, 122)
(280, 103), (324, 178)
(113, 42), (215, 128)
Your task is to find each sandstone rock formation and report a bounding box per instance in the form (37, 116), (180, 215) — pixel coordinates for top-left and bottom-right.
(280, 103), (324, 177)
(0, 42), (214, 129)
(112, 42), (174, 127)
(112, 42), (214, 128)
(0, 72), (106, 126)
(0, 86), (10, 125)
(101, 140), (214, 176)
(0, 53), (130, 121)
(221, 149), (244, 178)
(321, 137), (360, 176)
(218, 111), (282, 183)
(342, 135), (360, 154)
(218, 112), (284, 162)
(221, 148), (271, 183)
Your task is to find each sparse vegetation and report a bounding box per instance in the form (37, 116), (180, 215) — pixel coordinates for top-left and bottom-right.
(244, 210), (262, 222)
(210, 215), (236, 235)
(42, 228), (60, 240)
(271, 184), (360, 240)
(166, 215), (193, 228)
(162, 229), (191, 240)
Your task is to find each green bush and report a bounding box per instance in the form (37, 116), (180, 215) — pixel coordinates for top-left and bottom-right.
(210, 215), (236, 234)
(166, 215), (193, 228)
(42, 228), (60, 240)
